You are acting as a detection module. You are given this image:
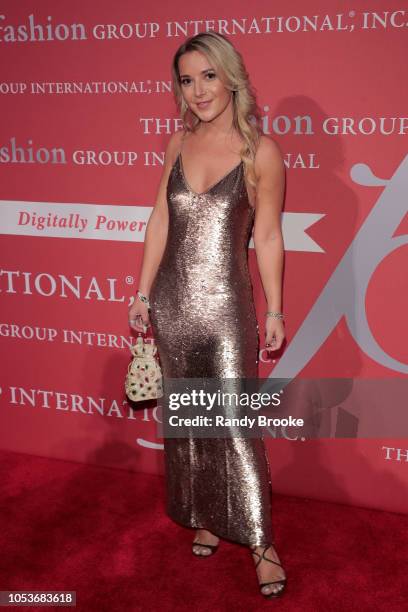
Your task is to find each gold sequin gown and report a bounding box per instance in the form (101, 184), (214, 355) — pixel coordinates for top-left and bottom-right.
(149, 141), (274, 547)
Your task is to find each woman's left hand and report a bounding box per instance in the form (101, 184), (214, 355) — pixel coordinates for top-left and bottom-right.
(265, 317), (285, 351)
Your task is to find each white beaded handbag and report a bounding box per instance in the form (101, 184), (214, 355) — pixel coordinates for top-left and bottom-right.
(125, 335), (163, 401)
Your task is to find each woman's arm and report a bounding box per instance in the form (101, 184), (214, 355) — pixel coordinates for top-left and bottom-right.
(137, 135), (179, 294)
(252, 136), (286, 349)
(128, 132), (181, 331)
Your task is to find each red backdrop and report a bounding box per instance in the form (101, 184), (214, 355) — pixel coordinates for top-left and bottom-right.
(1, 1), (407, 514)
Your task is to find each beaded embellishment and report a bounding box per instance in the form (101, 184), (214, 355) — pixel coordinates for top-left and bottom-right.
(125, 336), (163, 401)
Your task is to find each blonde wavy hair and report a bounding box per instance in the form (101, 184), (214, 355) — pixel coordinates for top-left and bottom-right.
(171, 32), (262, 191)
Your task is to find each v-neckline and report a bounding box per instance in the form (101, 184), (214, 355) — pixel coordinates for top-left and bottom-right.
(178, 152), (243, 197)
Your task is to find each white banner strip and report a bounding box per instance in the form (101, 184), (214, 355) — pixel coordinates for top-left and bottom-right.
(0, 200), (325, 253)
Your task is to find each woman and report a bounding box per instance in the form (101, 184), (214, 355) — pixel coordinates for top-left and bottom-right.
(128, 32), (286, 599)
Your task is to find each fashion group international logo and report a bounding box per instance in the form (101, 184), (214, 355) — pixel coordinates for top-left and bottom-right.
(0, 11), (406, 42)
(270, 154), (408, 379)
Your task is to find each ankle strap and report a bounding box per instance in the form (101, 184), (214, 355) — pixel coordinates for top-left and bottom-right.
(251, 545), (282, 570)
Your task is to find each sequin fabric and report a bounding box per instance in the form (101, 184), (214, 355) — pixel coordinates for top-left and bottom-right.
(149, 140), (274, 547)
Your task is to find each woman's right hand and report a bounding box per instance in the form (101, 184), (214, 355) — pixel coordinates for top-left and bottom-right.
(128, 296), (151, 333)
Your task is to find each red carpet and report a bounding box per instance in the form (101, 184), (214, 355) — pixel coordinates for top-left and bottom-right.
(0, 449), (406, 611)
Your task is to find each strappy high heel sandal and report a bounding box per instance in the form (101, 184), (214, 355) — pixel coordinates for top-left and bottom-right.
(251, 544), (287, 598)
(192, 531), (219, 557)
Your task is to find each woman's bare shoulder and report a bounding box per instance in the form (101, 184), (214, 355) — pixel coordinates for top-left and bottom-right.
(256, 134), (283, 161)
(254, 134), (285, 179)
(164, 129), (186, 165)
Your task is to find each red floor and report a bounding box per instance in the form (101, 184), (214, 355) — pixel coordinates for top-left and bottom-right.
(0, 449), (406, 611)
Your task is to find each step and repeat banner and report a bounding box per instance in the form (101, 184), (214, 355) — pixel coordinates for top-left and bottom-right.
(1, 1), (407, 514)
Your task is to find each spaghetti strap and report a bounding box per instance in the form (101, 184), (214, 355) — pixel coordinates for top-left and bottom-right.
(172, 128), (187, 168)
(179, 128), (187, 157)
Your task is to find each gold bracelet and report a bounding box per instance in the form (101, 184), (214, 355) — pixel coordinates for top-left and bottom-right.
(265, 311), (285, 320)
(137, 290), (151, 310)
